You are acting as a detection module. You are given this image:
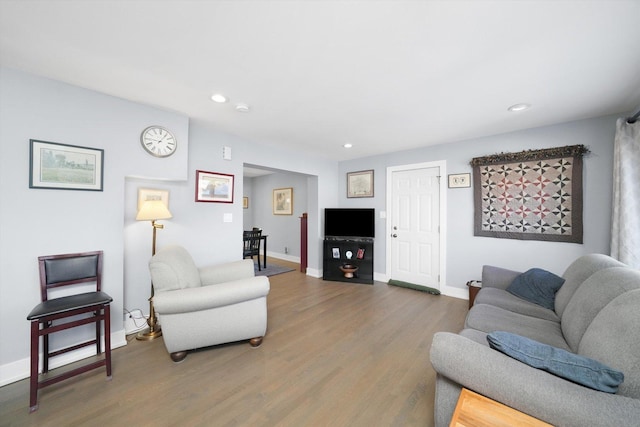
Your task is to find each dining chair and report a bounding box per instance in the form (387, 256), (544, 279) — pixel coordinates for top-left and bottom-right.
(26, 250), (112, 412)
(243, 230), (262, 270)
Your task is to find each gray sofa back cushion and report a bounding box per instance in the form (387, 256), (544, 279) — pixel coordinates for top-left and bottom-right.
(555, 254), (625, 318)
(578, 289), (640, 399)
(149, 245), (202, 292)
(562, 267), (640, 352)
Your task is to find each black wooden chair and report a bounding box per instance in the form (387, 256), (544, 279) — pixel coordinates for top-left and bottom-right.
(26, 251), (112, 412)
(243, 230), (262, 271)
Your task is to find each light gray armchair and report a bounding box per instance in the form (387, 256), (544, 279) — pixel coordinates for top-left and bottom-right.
(149, 245), (270, 362)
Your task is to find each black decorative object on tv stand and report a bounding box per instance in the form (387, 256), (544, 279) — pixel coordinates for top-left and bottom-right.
(323, 237), (374, 284)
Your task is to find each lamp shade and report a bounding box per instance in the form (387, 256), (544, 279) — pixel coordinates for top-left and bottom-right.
(136, 200), (173, 221)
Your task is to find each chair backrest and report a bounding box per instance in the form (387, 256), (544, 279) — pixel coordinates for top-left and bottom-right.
(244, 230), (262, 252)
(149, 245), (202, 292)
(38, 251), (103, 302)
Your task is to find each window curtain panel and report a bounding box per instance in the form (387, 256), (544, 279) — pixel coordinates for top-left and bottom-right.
(611, 118), (640, 269)
(471, 145), (589, 243)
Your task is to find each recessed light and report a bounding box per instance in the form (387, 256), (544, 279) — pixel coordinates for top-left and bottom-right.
(343, 143), (353, 148)
(508, 103), (531, 112)
(211, 94), (227, 103)
(236, 103), (250, 112)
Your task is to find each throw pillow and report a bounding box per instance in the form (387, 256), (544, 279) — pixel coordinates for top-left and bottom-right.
(506, 268), (565, 310)
(487, 331), (624, 393)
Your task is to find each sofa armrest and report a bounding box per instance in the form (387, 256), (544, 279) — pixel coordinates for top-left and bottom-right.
(481, 265), (521, 290)
(154, 276), (270, 314)
(430, 332), (640, 427)
(199, 259), (255, 285)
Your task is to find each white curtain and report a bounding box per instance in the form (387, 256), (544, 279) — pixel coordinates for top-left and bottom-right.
(611, 118), (640, 269)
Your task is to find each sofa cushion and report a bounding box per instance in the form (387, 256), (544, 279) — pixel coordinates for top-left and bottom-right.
(475, 288), (559, 322)
(561, 267), (640, 352)
(578, 289), (640, 399)
(487, 331), (624, 393)
(507, 268), (565, 310)
(465, 304), (570, 350)
(554, 254), (625, 318)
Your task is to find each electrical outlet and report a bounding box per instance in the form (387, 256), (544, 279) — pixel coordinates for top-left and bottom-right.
(124, 310), (148, 335)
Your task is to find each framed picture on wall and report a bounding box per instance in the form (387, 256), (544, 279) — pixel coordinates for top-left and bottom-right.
(29, 139), (104, 191)
(448, 173), (471, 188)
(347, 169), (374, 198)
(273, 187), (293, 215)
(195, 170), (234, 203)
(137, 188), (169, 211)
(243, 196), (249, 209)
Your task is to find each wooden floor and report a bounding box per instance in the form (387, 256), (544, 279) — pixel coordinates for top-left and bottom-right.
(0, 260), (468, 427)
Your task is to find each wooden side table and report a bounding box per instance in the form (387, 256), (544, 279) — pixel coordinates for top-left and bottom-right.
(466, 280), (481, 309)
(450, 388), (552, 427)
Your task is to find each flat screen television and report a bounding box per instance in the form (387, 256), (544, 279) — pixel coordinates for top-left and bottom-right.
(324, 208), (375, 238)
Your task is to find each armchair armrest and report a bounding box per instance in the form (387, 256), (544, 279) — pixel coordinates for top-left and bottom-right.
(199, 259), (255, 285)
(154, 276), (270, 314)
(481, 265), (521, 290)
(430, 332), (640, 427)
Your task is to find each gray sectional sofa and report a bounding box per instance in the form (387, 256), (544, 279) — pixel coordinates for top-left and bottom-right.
(430, 254), (640, 427)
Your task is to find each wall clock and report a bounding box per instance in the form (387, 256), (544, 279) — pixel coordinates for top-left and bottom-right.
(140, 126), (177, 157)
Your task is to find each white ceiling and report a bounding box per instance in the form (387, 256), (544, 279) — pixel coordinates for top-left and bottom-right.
(1, 1), (639, 162)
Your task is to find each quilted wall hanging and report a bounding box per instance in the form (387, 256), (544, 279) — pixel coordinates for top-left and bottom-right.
(471, 144), (590, 243)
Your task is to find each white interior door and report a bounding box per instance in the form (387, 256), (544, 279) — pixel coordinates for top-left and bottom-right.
(388, 165), (441, 289)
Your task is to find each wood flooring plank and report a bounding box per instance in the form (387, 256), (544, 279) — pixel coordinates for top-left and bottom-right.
(0, 260), (467, 427)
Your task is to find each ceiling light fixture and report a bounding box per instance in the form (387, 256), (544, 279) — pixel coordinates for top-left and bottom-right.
(507, 103), (531, 112)
(343, 143), (353, 148)
(235, 103), (250, 113)
(211, 94), (227, 103)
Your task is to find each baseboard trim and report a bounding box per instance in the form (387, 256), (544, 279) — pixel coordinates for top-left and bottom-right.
(0, 329), (127, 387)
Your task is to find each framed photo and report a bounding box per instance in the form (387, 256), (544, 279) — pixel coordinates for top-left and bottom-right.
(137, 188), (169, 212)
(332, 248), (340, 258)
(273, 187), (293, 215)
(347, 169), (374, 198)
(243, 196), (249, 209)
(29, 139), (104, 191)
(448, 173), (471, 188)
(195, 170), (234, 203)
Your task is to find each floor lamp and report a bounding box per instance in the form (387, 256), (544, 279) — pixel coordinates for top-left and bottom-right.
(136, 200), (172, 341)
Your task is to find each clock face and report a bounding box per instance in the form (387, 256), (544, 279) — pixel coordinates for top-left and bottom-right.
(140, 126), (177, 157)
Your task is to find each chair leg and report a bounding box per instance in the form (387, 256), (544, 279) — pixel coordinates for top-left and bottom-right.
(249, 336), (263, 347)
(256, 256), (261, 271)
(170, 351), (188, 363)
(104, 305), (112, 379)
(29, 321), (39, 412)
(42, 323), (49, 374)
(95, 310), (102, 355)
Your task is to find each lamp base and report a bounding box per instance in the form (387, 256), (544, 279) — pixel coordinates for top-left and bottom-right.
(136, 327), (162, 341)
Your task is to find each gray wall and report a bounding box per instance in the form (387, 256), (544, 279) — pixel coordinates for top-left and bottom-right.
(339, 115), (618, 293)
(0, 68), (338, 385)
(244, 171), (309, 259)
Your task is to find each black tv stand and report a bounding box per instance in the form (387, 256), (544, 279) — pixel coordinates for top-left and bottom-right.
(323, 237), (374, 284)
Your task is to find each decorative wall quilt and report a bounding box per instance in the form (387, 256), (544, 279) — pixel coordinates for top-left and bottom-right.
(471, 145), (589, 243)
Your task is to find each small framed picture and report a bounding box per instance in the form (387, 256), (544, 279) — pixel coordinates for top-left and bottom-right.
(243, 196), (249, 209)
(448, 173), (471, 188)
(332, 248), (340, 258)
(273, 187), (293, 215)
(347, 169), (374, 198)
(357, 248), (365, 259)
(195, 170), (234, 203)
(137, 188), (169, 212)
(29, 139), (104, 191)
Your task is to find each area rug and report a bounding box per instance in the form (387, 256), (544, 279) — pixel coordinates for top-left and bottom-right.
(388, 279), (440, 295)
(254, 263), (295, 277)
